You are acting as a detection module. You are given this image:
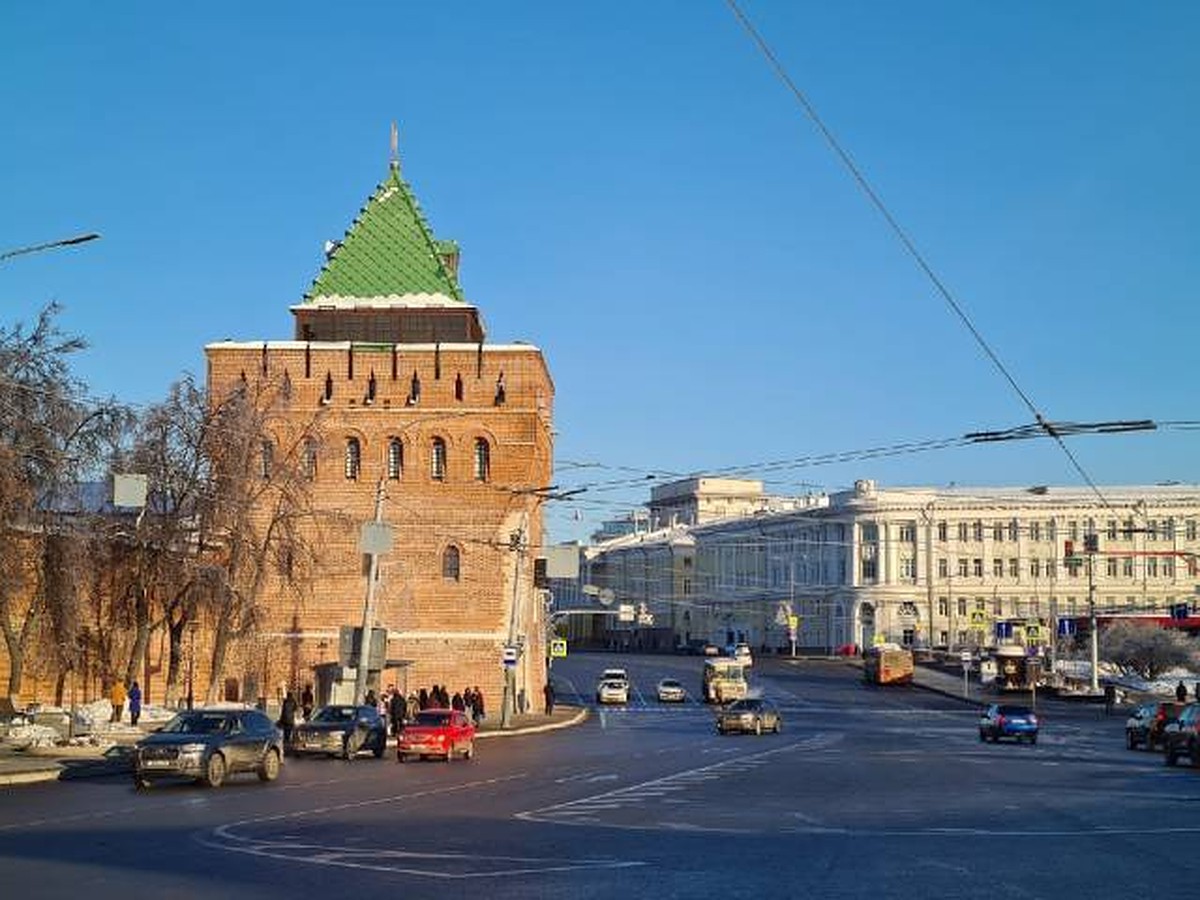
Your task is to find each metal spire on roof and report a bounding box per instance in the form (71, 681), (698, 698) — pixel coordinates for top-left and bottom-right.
(390, 121), (400, 175)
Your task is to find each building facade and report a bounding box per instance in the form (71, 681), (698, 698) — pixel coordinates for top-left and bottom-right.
(582, 478), (1200, 655)
(202, 155), (554, 711)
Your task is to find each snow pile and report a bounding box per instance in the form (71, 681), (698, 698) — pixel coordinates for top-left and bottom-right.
(5, 723), (61, 749)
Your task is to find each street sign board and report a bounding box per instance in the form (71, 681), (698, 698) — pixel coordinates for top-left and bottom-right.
(787, 614), (800, 630)
(960, 649), (972, 669)
(549, 638), (567, 658)
(359, 522), (394, 555)
(617, 603), (635, 622)
(501, 646), (519, 667)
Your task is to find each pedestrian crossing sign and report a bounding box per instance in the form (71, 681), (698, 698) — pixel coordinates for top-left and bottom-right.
(549, 638), (568, 658)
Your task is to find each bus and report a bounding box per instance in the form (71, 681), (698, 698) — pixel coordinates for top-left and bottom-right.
(703, 658), (748, 703)
(863, 644), (914, 686)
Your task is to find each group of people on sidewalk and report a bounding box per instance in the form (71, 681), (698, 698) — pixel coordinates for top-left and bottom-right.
(107, 680), (142, 726)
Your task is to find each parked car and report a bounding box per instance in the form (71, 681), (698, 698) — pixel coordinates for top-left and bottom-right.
(716, 697), (782, 735)
(133, 708), (284, 789)
(978, 703), (1039, 744)
(397, 709), (476, 762)
(702, 643), (721, 657)
(1125, 701), (1186, 751)
(292, 704), (387, 759)
(597, 679), (630, 704)
(1162, 703), (1200, 768)
(730, 643), (753, 666)
(656, 678), (687, 703)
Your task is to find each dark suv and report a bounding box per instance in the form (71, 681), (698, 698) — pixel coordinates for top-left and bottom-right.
(292, 704), (388, 759)
(1125, 701), (1186, 751)
(1162, 703), (1200, 768)
(134, 708), (284, 789)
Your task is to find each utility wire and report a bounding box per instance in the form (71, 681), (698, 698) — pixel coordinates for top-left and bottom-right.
(723, 0), (1115, 511)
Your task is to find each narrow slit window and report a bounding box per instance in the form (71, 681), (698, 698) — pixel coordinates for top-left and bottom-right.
(387, 438), (403, 480)
(431, 437), (447, 481)
(345, 437), (361, 481)
(473, 437), (490, 482)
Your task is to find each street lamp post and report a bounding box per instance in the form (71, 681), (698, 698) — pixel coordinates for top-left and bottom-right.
(0, 232), (101, 263)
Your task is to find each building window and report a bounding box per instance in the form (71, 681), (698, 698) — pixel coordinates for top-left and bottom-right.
(344, 438), (361, 481)
(937, 596), (949, 616)
(993, 522), (1004, 542)
(937, 521), (948, 542)
(939, 630), (949, 646)
(958, 522), (969, 542)
(1164, 558), (1175, 577)
(1008, 519), (1019, 542)
(259, 439), (273, 480)
(958, 558), (969, 578)
(994, 596), (1003, 615)
(1008, 558), (1019, 578)
(900, 557), (916, 580)
(323, 371), (333, 404)
(431, 437), (447, 481)
(1030, 521), (1041, 542)
(409, 371), (421, 405)
(972, 558), (983, 578)
(1107, 519), (1118, 541)
(473, 437), (490, 482)
(442, 545), (461, 581)
(454, 372), (464, 401)
(494, 372), (506, 405)
(957, 597), (967, 616)
(937, 558), (949, 578)
(1106, 558), (1118, 577)
(1030, 558), (1041, 578)
(993, 558), (1004, 577)
(1188, 520), (1197, 542)
(1147, 557), (1158, 578)
(387, 438), (403, 480)
(1068, 520), (1079, 541)
(303, 438), (318, 480)
(973, 521), (983, 542)
(1047, 520), (1057, 542)
(975, 597), (987, 611)
(1123, 557), (1134, 577)
(899, 523), (916, 543)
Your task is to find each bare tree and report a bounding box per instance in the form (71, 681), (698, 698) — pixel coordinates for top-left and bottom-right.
(0, 303), (129, 700)
(1100, 619), (1199, 681)
(198, 374), (324, 704)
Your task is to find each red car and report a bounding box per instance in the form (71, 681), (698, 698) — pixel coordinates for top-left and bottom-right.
(397, 709), (476, 762)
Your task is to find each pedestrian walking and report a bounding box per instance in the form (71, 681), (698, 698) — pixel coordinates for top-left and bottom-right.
(110, 680), (127, 723)
(451, 692), (465, 712)
(1103, 683), (1116, 715)
(543, 681), (555, 715)
(279, 690), (298, 749)
(1176, 680), (1188, 702)
(406, 691), (419, 722)
(389, 688), (405, 736)
(300, 683), (314, 721)
(128, 680), (142, 727)
(471, 686), (485, 725)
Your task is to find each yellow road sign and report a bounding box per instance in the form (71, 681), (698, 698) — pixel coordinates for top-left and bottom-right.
(549, 638), (568, 659)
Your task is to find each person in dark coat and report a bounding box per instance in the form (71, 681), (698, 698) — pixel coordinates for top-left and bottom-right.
(128, 681), (143, 726)
(1176, 681), (1188, 702)
(451, 692), (465, 712)
(388, 689), (405, 736)
(300, 683), (314, 721)
(472, 686), (485, 724)
(418, 687), (430, 710)
(543, 681), (555, 715)
(279, 691), (298, 749)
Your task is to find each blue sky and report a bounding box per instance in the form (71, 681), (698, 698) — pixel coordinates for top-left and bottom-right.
(3, 1), (1198, 543)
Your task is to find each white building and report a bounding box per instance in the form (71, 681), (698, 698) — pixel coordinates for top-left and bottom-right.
(583, 478), (1200, 654)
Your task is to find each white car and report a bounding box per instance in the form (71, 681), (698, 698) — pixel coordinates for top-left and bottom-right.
(656, 678), (687, 703)
(731, 644), (753, 666)
(596, 679), (629, 704)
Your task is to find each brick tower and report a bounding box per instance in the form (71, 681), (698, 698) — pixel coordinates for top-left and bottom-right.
(205, 147), (554, 715)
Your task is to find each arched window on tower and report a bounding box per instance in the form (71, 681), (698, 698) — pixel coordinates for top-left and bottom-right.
(259, 439), (274, 481)
(473, 437), (490, 482)
(345, 437), (361, 481)
(303, 437), (318, 480)
(431, 437), (447, 481)
(387, 437), (403, 480)
(442, 545), (461, 582)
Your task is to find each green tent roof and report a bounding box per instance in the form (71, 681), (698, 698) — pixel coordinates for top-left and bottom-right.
(303, 165), (465, 303)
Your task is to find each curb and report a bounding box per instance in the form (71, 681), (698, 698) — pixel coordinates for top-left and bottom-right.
(0, 765), (62, 787)
(475, 706), (589, 739)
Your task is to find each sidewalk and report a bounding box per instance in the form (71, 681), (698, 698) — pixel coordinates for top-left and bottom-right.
(0, 705), (588, 788)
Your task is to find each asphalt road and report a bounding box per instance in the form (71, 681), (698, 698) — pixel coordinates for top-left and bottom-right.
(2, 653), (1199, 899)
